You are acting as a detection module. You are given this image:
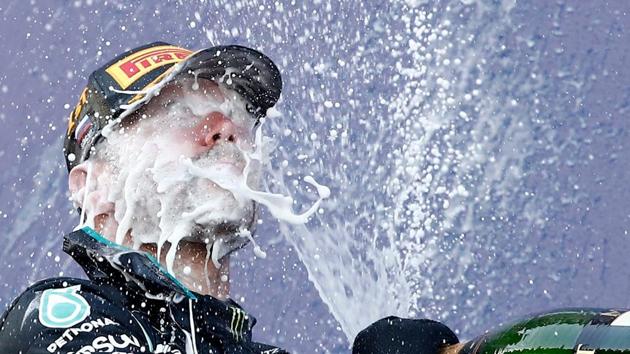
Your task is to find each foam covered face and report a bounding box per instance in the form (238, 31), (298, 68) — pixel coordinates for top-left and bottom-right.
(97, 77), (261, 267)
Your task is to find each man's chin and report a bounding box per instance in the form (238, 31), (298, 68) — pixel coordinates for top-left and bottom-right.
(184, 220), (253, 244)
(182, 221), (252, 260)
(185, 221), (242, 244)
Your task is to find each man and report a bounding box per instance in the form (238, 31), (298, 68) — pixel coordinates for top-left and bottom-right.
(0, 42), (286, 353)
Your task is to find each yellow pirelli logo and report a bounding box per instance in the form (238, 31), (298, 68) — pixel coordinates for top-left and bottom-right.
(126, 66), (173, 105)
(105, 45), (192, 89)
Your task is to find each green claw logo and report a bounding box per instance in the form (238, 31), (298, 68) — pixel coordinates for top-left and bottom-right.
(38, 285), (91, 328)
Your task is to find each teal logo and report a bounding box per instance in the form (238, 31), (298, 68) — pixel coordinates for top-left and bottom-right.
(38, 285), (91, 328)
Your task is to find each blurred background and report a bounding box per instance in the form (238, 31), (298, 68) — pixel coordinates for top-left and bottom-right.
(0, 0), (629, 352)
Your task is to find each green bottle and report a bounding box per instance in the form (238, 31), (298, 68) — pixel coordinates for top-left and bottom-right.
(458, 309), (630, 354)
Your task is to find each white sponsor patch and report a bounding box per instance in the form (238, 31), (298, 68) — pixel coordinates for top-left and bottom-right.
(611, 311), (630, 326)
(68, 334), (141, 354)
(46, 317), (117, 353)
(38, 285), (91, 328)
(575, 344), (595, 354)
(155, 343), (182, 353)
(261, 349), (280, 354)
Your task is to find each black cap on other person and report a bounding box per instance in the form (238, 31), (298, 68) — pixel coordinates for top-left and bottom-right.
(352, 316), (459, 354)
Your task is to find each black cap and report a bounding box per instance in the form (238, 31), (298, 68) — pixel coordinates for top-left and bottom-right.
(352, 316), (459, 354)
(63, 41), (282, 171)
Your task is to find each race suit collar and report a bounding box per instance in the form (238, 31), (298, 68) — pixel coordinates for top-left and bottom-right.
(63, 226), (196, 299)
(62, 226), (257, 344)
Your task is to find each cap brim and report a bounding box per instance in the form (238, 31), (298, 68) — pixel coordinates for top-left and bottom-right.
(179, 45), (282, 117)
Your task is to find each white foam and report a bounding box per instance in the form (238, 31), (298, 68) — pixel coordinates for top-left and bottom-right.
(237, 228), (267, 259)
(90, 76), (329, 275)
(76, 160), (92, 229)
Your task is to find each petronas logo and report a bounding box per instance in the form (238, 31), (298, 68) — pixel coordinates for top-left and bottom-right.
(38, 285), (91, 328)
(230, 307), (246, 341)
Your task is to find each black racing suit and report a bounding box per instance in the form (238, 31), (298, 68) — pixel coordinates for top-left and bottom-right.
(0, 227), (287, 354)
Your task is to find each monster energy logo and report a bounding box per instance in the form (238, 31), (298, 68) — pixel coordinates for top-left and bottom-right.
(229, 307), (247, 341)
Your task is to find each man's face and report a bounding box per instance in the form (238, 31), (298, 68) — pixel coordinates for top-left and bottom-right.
(94, 76), (261, 256)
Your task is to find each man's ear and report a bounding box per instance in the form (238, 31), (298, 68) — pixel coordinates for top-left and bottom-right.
(68, 162), (89, 203)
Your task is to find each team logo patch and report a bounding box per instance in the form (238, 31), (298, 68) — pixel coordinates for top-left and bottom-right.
(38, 285), (91, 328)
(105, 45), (192, 89)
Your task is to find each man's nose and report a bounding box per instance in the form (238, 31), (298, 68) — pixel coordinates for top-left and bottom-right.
(194, 112), (239, 149)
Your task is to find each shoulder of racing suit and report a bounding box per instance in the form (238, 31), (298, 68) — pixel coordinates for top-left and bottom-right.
(0, 228), (289, 354)
(0, 276), (153, 354)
